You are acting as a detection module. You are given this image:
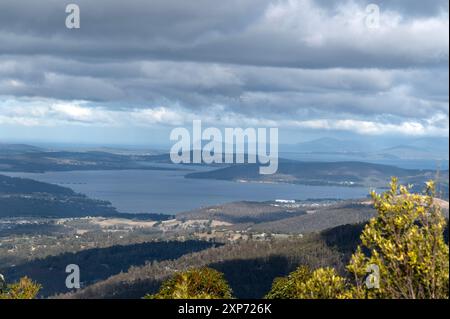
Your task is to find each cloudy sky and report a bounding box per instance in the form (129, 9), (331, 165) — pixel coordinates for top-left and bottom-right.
(0, 0), (448, 145)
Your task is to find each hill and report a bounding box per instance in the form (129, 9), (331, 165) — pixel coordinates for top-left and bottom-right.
(0, 143), (45, 155)
(176, 199), (371, 231)
(3, 240), (217, 297)
(177, 200), (309, 224)
(54, 217), (450, 299)
(286, 137), (368, 153)
(177, 198), (449, 234)
(58, 230), (351, 299)
(0, 146), (179, 172)
(249, 202), (376, 234)
(281, 137), (449, 161)
(0, 174), (118, 218)
(186, 160), (449, 197)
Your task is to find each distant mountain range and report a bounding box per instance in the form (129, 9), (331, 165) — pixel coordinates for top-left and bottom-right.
(1, 137), (448, 172)
(282, 137), (369, 153)
(280, 137), (449, 162)
(0, 143), (45, 155)
(0, 145), (181, 172)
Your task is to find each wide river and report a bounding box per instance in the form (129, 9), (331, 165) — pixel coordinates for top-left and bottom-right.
(2, 166), (371, 214)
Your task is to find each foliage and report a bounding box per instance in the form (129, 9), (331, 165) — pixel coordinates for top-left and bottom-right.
(70, 236), (343, 299)
(146, 267), (233, 299)
(266, 266), (348, 299)
(0, 276), (41, 299)
(4, 240), (216, 297)
(265, 266), (312, 299)
(347, 178), (449, 299)
(266, 178), (449, 299)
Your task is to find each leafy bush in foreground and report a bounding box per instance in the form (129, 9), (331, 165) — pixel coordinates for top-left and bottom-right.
(347, 179), (449, 299)
(146, 267), (233, 299)
(0, 276), (41, 299)
(266, 178), (449, 299)
(265, 266), (347, 299)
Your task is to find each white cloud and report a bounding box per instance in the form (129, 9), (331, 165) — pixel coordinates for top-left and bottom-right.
(288, 118), (449, 136)
(0, 98), (447, 138)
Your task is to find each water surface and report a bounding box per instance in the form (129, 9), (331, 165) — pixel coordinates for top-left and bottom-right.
(3, 167), (371, 214)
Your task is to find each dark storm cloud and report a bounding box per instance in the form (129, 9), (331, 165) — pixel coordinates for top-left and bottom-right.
(0, 0), (447, 67)
(0, 0), (448, 136)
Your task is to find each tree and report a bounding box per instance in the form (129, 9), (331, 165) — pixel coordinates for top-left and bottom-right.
(0, 276), (41, 299)
(266, 178), (449, 299)
(347, 178), (449, 299)
(265, 266), (311, 299)
(146, 267), (233, 299)
(265, 266), (348, 299)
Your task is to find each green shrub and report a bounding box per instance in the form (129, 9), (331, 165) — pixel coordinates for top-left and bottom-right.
(266, 178), (449, 299)
(146, 267), (233, 299)
(0, 276), (41, 299)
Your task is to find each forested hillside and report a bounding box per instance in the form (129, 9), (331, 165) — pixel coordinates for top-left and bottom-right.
(4, 241), (217, 297)
(60, 224), (367, 299)
(177, 200), (378, 234)
(250, 202), (376, 233)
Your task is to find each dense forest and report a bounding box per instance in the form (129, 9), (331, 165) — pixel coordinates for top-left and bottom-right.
(4, 240), (217, 297)
(56, 219), (449, 299)
(251, 202), (377, 233)
(58, 223), (367, 299)
(2, 209), (449, 299)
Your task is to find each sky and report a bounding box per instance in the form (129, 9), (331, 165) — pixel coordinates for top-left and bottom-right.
(0, 0), (448, 146)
